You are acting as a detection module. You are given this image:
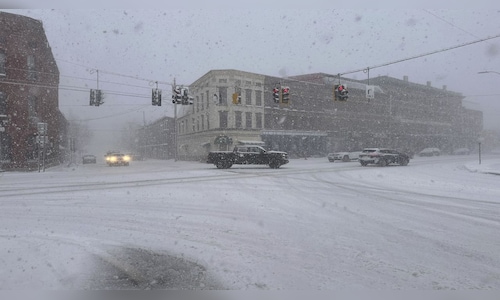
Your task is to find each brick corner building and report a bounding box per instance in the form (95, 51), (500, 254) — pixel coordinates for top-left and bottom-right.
(0, 11), (65, 171)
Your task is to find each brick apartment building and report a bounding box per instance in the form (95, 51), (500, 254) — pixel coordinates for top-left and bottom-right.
(0, 12), (65, 170)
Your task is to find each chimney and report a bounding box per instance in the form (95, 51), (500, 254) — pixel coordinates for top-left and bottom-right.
(442, 85), (447, 91)
(427, 81), (431, 87)
(403, 75), (408, 82)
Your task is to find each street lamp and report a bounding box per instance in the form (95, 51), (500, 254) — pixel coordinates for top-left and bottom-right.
(477, 136), (484, 165)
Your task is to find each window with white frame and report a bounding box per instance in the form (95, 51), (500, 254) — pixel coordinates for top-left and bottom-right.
(0, 50), (5, 76)
(0, 91), (6, 115)
(219, 111), (228, 129)
(255, 90), (262, 106)
(218, 87), (227, 106)
(246, 112), (252, 128)
(245, 89), (252, 105)
(27, 55), (37, 81)
(235, 111), (242, 128)
(256, 113), (262, 129)
(28, 95), (38, 123)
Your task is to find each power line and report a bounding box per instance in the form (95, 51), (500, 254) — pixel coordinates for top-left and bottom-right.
(56, 58), (173, 86)
(340, 33), (500, 76)
(75, 104), (153, 122)
(423, 10), (482, 40)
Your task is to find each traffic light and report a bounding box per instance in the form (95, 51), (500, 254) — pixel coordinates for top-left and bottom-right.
(89, 89), (96, 106)
(95, 89), (102, 106)
(172, 86), (182, 104)
(232, 93), (241, 104)
(181, 87), (193, 105)
(232, 88), (241, 104)
(281, 86), (290, 104)
(90, 89), (103, 106)
(152, 88), (162, 106)
(272, 87), (280, 103)
(334, 84), (348, 101)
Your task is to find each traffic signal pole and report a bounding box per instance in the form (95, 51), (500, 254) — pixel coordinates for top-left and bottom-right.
(173, 78), (178, 162)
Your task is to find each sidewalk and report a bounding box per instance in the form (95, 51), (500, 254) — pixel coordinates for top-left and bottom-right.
(464, 158), (500, 175)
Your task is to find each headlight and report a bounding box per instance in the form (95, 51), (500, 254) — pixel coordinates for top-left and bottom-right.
(124, 155), (131, 161)
(110, 156), (117, 162)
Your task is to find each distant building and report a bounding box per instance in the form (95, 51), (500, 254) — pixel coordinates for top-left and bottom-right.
(0, 12), (64, 170)
(136, 116), (175, 160)
(142, 69), (483, 161)
(360, 75), (483, 154)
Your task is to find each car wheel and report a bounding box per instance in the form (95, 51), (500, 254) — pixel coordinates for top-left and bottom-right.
(400, 158), (409, 166)
(342, 155), (350, 162)
(269, 161), (281, 169)
(379, 159), (387, 167)
(360, 161), (367, 166)
(215, 161), (226, 169)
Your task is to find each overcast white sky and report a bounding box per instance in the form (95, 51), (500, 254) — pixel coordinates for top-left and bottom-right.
(2, 6), (500, 150)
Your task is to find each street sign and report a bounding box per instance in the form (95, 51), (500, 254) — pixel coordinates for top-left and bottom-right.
(366, 85), (375, 99)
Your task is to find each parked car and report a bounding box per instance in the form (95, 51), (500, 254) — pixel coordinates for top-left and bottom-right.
(105, 153), (131, 166)
(328, 151), (363, 162)
(452, 148), (470, 155)
(82, 155), (97, 164)
(418, 147), (441, 157)
(359, 148), (410, 167)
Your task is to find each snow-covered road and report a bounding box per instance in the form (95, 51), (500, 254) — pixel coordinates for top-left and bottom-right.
(1, 155), (499, 290)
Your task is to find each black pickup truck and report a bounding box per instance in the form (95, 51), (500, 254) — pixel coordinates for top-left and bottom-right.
(207, 145), (289, 169)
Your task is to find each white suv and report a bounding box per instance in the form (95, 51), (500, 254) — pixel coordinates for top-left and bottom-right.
(359, 148), (410, 167)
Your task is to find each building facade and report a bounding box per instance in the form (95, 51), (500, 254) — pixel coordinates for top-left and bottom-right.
(175, 70), (267, 160)
(147, 69), (482, 161)
(0, 12), (63, 170)
(136, 116), (176, 160)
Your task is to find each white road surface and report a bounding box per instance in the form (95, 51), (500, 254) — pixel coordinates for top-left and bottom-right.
(0, 155), (499, 290)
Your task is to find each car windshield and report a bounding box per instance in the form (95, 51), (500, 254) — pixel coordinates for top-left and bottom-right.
(1, 5), (500, 294)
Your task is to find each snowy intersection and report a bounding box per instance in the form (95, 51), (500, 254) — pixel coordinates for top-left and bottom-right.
(0, 155), (499, 290)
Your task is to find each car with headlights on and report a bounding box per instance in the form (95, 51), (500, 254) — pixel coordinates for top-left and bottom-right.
(105, 153), (131, 166)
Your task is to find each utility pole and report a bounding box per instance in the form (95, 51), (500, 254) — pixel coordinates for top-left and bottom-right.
(173, 78), (178, 162)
